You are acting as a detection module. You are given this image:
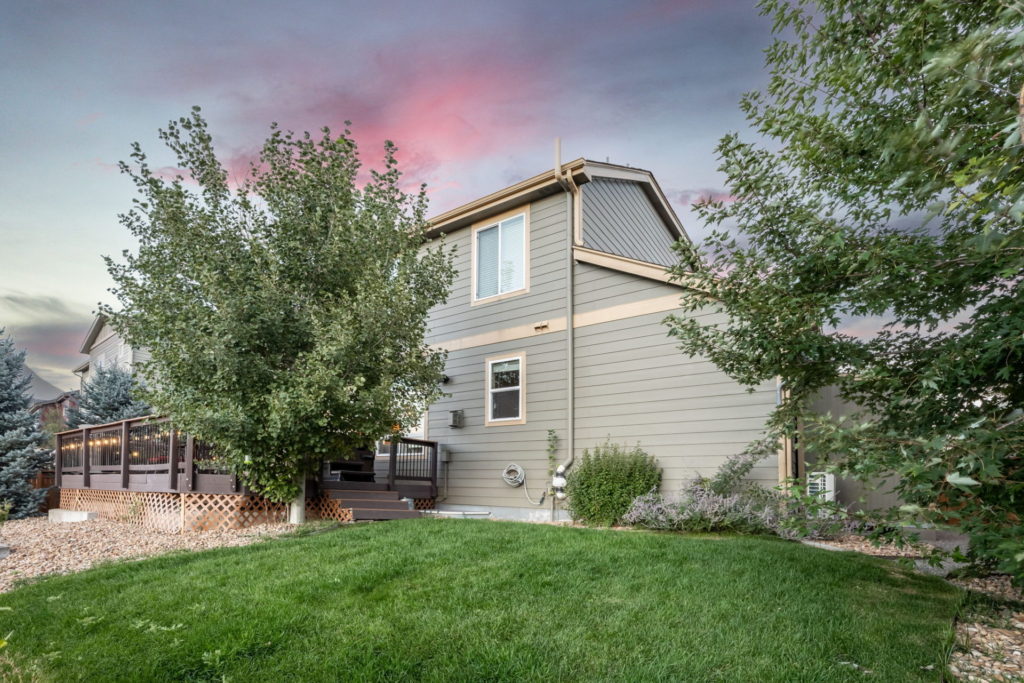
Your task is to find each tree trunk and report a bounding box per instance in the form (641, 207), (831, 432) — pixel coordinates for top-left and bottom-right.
(288, 477), (306, 524)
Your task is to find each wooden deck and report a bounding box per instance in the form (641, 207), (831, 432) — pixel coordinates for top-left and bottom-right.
(55, 417), (439, 503)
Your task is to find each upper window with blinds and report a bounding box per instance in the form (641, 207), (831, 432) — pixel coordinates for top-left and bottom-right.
(473, 211), (527, 303)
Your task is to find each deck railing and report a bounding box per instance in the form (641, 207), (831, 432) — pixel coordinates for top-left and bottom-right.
(56, 418), (439, 497)
(388, 437), (438, 489)
(55, 416), (239, 495)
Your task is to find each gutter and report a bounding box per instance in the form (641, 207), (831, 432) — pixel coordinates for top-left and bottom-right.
(552, 140), (577, 510)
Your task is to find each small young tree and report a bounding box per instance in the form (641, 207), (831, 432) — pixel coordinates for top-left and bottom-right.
(104, 108), (456, 503)
(66, 364), (150, 428)
(0, 330), (52, 518)
(667, 1), (1024, 577)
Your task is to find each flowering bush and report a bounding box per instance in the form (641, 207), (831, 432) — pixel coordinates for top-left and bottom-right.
(624, 480), (785, 536)
(624, 450), (793, 536)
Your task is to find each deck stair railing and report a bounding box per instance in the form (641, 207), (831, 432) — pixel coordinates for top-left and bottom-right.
(387, 437), (438, 489)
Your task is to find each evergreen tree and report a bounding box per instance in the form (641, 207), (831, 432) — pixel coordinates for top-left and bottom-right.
(66, 364), (150, 428)
(0, 329), (52, 518)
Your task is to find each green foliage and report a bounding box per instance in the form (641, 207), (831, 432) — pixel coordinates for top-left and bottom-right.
(0, 330), (51, 518)
(666, 0), (1024, 579)
(626, 448), (788, 535)
(546, 428), (558, 478)
(565, 442), (660, 526)
(0, 502), (10, 526)
(66, 365), (149, 428)
(36, 410), (65, 449)
(104, 109), (456, 502)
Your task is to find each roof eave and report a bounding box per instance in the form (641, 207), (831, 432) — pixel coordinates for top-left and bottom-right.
(79, 313), (108, 354)
(425, 158), (589, 238)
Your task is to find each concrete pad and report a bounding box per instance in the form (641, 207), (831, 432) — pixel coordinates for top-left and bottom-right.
(0, 545), (9, 559)
(48, 509), (98, 523)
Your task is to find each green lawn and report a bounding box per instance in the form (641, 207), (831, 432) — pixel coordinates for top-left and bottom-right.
(0, 519), (961, 681)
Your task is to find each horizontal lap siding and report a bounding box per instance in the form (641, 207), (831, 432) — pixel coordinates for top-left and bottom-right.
(428, 333), (567, 508)
(581, 178), (678, 267)
(573, 264), (777, 493)
(574, 264), (680, 313)
(426, 193), (568, 345)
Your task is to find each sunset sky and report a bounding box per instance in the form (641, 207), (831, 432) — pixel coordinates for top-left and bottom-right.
(0, 0), (774, 387)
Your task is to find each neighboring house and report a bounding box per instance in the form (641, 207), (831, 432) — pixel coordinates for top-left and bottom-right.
(72, 314), (150, 388)
(25, 367), (78, 429)
(418, 159), (789, 520)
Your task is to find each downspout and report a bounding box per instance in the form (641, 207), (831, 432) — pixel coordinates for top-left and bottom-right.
(551, 139), (577, 513)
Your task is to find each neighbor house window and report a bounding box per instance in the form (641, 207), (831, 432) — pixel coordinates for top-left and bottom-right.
(485, 354), (526, 426)
(474, 210), (527, 302)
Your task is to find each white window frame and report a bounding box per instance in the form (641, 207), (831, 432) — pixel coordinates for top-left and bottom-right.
(471, 205), (530, 305)
(484, 353), (526, 426)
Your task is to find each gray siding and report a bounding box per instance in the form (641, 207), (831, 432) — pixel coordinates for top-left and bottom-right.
(427, 333), (567, 508)
(573, 263), (778, 492)
(574, 262), (676, 313)
(421, 186), (779, 513)
(426, 192), (569, 345)
(808, 386), (903, 511)
(581, 177), (678, 267)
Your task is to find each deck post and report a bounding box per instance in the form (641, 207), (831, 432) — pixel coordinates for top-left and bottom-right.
(184, 435), (195, 492)
(54, 433), (63, 489)
(81, 427), (91, 488)
(168, 427), (180, 492)
(120, 420), (130, 489)
(429, 441), (438, 495)
(388, 439), (398, 490)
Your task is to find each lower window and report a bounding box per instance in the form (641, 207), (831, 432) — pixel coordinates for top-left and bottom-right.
(486, 354), (525, 426)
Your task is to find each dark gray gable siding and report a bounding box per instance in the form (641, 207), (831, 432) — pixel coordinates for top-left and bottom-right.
(581, 177), (679, 266)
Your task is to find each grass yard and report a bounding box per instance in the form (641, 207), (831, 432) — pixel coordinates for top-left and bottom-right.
(0, 519), (961, 681)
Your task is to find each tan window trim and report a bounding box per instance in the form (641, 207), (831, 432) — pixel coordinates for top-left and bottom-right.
(471, 205), (531, 307)
(484, 352), (526, 426)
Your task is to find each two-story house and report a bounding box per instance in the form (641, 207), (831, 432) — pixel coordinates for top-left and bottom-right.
(420, 159), (788, 520)
(72, 314), (150, 388)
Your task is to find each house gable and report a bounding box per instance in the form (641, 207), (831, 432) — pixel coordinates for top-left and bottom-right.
(581, 176), (680, 267)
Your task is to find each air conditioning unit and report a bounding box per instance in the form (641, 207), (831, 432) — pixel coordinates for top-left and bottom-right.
(807, 472), (836, 502)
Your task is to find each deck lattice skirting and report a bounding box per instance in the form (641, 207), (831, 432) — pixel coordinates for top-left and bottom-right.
(59, 489), (353, 532)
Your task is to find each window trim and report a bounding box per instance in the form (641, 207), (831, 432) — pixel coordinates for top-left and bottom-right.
(484, 352), (526, 426)
(470, 205), (530, 306)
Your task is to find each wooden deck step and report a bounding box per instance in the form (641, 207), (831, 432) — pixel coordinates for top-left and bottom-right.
(352, 508), (422, 521)
(334, 498), (411, 512)
(320, 481), (390, 492)
(326, 489), (401, 501)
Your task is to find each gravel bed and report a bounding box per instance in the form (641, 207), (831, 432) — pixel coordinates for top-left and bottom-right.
(949, 606), (1024, 682)
(0, 517), (291, 593)
(811, 534), (926, 558)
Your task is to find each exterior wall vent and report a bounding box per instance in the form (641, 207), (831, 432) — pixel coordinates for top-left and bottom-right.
(807, 472), (836, 502)
(448, 410), (464, 429)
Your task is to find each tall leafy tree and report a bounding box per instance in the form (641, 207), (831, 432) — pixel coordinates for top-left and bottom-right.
(66, 364), (150, 428)
(667, 1), (1024, 577)
(105, 109), (455, 503)
(0, 330), (51, 518)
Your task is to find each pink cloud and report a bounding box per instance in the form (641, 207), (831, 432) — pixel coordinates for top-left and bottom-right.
(669, 188), (738, 206)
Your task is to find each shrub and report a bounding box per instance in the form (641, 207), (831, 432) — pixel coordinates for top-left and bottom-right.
(624, 449), (791, 536)
(565, 442), (660, 526)
(625, 482), (783, 536)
